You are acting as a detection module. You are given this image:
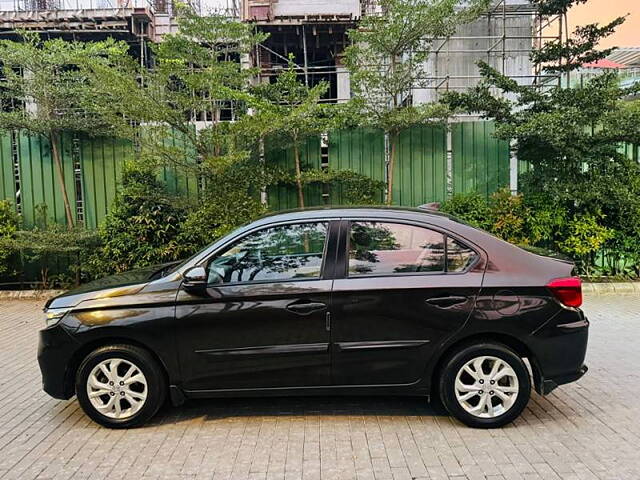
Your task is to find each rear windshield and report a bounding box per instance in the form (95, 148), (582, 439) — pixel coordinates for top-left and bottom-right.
(516, 244), (572, 262)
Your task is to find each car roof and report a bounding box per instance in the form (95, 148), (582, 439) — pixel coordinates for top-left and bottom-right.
(250, 205), (457, 227)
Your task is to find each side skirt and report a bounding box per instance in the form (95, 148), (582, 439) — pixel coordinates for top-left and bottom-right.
(177, 381), (430, 402)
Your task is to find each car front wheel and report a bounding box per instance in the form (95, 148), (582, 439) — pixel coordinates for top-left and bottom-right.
(75, 344), (166, 428)
(439, 342), (531, 428)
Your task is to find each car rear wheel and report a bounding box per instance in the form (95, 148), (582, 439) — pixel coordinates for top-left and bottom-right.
(439, 342), (531, 428)
(76, 344), (166, 428)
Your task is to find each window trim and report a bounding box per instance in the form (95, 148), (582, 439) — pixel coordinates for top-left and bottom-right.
(201, 219), (335, 287)
(343, 218), (481, 280)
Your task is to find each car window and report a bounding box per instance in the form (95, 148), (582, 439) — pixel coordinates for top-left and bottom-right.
(447, 236), (478, 272)
(207, 222), (328, 284)
(348, 222), (445, 276)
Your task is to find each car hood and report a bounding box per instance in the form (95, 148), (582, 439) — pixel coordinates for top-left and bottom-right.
(45, 262), (180, 309)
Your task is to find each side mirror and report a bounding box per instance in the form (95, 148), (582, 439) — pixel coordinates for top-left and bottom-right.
(183, 266), (207, 292)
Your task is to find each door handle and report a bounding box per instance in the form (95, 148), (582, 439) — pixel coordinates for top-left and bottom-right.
(286, 301), (327, 315)
(425, 296), (468, 308)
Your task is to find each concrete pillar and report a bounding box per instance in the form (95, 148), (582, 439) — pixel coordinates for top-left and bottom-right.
(335, 54), (350, 103)
(509, 139), (518, 195)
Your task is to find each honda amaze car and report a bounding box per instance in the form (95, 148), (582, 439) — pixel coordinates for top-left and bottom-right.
(38, 207), (589, 429)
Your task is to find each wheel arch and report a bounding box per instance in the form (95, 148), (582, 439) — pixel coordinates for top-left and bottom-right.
(63, 337), (171, 399)
(428, 332), (543, 398)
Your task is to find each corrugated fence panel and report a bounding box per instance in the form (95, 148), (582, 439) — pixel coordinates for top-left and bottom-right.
(329, 128), (385, 205)
(394, 125), (447, 206)
(266, 137), (323, 210)
(2, 122), (522, 230)
(452, 121), (510, 197)
(0, 132), (15, 204)
(18, 133), (77, 228)
(618, 142), (639, 161)
(80, 135), (133, 230)
(159, 128), (200, 200)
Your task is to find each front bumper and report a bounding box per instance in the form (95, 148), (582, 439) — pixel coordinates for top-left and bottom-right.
(37, 323), (79, 400)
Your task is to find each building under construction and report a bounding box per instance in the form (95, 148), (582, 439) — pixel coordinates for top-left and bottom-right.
(242, 0), (563, 104)
(1, 0), (563, 101)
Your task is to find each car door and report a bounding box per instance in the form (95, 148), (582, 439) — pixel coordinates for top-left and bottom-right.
(175, 220), (337, 392)
(330, 219), (483, 386)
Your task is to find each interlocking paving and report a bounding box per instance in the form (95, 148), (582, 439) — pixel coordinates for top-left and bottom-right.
(0, 295), (639, 480)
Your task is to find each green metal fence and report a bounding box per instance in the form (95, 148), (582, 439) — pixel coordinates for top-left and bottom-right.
(0, 122), (521, 228)
(452, 121), (510, 197)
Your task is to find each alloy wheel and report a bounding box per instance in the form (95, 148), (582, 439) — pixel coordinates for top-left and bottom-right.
(86, 358), (148, 419)
(454, 355), (519, 418)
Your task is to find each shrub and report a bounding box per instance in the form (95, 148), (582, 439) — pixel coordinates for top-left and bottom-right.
(89, 162), (187, 275)
(440, 192), (492, 230)
(487, 189), (531, 245)
(0, 200), (20, 276)
(558, 214), (613, 275)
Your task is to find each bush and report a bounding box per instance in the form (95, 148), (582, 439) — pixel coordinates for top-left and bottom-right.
(558, 214), (613, 276)
(439, 192), (492, 230)
(0, 200), (20, 276)
(89, 162), (187, 275)
(3, 227), (100, 288)
(441, 188), (621, 278)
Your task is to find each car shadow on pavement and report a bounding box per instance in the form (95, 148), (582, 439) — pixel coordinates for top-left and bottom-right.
(145, 395), (449, 427)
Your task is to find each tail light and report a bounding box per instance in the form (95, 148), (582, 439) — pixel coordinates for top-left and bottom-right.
(546, 277), (582, 308)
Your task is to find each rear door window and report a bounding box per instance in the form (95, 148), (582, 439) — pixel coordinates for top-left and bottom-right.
(348, 221), (477, 277)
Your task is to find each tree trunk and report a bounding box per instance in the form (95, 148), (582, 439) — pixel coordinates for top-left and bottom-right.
(50, 131), (74, 228)
(386, 131), (397, 205)
(293, 141), (305, 208)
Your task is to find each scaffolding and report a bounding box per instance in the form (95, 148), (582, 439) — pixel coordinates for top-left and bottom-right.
(247, 0), (564, 103)
(422, 0), (563, 100)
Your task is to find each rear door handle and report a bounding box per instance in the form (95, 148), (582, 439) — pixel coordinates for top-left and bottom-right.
(425, 296), (468, 308)
(286, 301), (327, 315)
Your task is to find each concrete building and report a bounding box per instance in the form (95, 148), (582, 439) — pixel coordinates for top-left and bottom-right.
(241, 0), (558, 104)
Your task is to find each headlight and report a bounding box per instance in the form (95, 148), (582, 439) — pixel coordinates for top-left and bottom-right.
(44, 308), (70, 327)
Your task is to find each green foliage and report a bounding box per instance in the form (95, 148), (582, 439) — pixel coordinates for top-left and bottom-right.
(441, 1), (640, 278)
(0, 200), (19, 237)
(88, 162), (187, 275)
(0, 32), (132, 227)
(440, 192), (492, 230)
(344, 0), (490, 203)
(294, 168), (385, 205)
(559, 214), (612, 259)
(177, 159), (267, 255)
(245, 59), (340, 208)
(0, 202), (100, 288)
(0, 200), (20, 275)
(487, 189), (531, 245)
(0, 32), (130, 136)
(2, 227), (100, 288)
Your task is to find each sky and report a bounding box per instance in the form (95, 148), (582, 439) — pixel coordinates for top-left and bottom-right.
(568, 0), (639, 48)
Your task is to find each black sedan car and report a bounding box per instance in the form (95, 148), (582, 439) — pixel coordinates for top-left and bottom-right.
(38, 207), (588, 429)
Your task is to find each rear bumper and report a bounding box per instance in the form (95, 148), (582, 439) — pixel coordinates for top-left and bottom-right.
(541, 364), (588, 395)
(530, 310), (589, 395)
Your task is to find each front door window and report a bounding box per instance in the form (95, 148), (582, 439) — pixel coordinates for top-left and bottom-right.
(207, 222), (328, 284)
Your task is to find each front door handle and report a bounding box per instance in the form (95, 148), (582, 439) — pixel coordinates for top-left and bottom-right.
(286, 301), (327, 315)
(425, 296), (468, 308)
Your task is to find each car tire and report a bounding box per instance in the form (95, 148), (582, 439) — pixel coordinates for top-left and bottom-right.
(439, 342), (531, 428)
(75, 344), (167, 429)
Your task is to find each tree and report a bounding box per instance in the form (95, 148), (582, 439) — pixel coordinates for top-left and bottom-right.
(0, 33), (129, 227)
(88, 8), (267, 183)
(344, 0), (491, 204)
(442, 0), (640, 275)
(247, 60), (336, 208)
(86, 9), (269, 241)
